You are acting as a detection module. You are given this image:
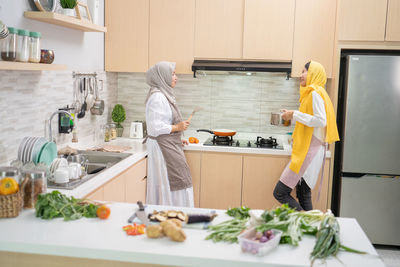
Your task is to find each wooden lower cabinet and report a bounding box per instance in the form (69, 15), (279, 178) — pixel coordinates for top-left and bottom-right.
(185, 151), (331, 211)
(242, 155), (290, 210)
(85, 158), (147, 203)
(199, 152), (242, 209)
(184, 151), (201, 207)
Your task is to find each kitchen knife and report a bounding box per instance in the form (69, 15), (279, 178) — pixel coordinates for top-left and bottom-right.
(127, 212), (137, 223)
(135, 201), (150, 225)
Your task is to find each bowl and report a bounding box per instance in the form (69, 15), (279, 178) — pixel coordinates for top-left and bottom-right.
(238, 228), (282, 256)
(40, 49), (55, 64)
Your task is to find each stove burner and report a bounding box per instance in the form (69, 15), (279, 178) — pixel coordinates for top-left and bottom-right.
(255, 136), (278, 147)
(212, 135), (233, 145)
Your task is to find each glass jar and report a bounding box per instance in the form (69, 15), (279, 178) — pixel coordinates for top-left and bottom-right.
(109, 123), (117, 140)
(29, 31), (41, 63)
(0, 166), (21, 184)
(17, 29), (29, 62)
(22, 170), (47, 209)
(104, 124), (111, 142)
(1, 27), (17, 61)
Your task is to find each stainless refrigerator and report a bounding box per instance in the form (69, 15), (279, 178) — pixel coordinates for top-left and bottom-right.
(336, 54), (400, 246)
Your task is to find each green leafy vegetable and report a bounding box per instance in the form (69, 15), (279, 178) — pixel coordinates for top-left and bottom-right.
(205, 218), (248, 243)
(311, 212), (366, 265)
(35, 191), (99, 221)
(226, 206), (250, 219)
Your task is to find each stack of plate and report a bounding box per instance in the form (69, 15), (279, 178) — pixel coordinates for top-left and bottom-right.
(17, 137), (57, 166)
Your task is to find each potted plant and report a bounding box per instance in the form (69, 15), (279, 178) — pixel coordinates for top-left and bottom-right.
(111, 104), (126, 137)
(59, 0), (77, 16)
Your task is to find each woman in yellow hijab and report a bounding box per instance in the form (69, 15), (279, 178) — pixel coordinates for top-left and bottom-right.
(273, 61), (339, 211)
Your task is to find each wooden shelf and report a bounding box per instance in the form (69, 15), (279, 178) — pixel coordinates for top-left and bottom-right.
(24, 11), (107, 32)
(0, 61), (68, 71)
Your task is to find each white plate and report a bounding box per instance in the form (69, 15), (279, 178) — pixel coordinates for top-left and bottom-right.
(21, 137), (31, 163)
(18, 137), (28, 161)
(23, 137), (35, 163)
(27, 137), (39, 162)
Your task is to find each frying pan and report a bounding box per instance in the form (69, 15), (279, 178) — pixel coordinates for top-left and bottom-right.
(197, 129), (237, 137)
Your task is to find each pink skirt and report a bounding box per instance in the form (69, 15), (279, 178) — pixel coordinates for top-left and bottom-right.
(280, 136), (323, 189)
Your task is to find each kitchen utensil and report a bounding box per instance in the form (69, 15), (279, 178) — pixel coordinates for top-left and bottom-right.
(187, 106), (203, 122)
(86, 77), (95, 110)
(54, 167), (69, 184)
(77, 78), (86, 118)
(129, 121), (146, 139)
(134, 201), (150, 225)
(197, 129), (237, 137)
(90, 78), (105, 115)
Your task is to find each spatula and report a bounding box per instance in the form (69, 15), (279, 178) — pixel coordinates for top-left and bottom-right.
(188, 106), (203, 122)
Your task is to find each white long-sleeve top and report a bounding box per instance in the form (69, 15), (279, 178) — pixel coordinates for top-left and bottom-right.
(146, 92), (172, 137)
(292, 91), (327, 189)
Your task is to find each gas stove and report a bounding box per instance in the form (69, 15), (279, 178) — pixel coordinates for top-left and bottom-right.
(203, 136), (284, 150)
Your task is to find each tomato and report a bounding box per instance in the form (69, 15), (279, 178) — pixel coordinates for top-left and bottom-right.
(0, 177), (19, 195)
(96, 205), (111, 219)
(194, 138), (199, 144)
(189, 137), (195, 143)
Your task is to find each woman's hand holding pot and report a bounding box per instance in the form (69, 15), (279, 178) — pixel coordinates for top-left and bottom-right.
(281, 109), (294, 120)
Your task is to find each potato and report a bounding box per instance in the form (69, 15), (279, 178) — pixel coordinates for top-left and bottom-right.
(160, 220), (186, 242)
(146, 225), (163, 238)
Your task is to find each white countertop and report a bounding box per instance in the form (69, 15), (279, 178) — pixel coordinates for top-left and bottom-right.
(0, 203), (384, 267)
(51, 131), (330, 199)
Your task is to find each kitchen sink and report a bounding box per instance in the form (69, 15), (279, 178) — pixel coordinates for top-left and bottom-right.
(47, 151), (132, 190)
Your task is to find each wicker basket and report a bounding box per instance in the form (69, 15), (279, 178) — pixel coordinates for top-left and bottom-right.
(0, 178), (28, 218)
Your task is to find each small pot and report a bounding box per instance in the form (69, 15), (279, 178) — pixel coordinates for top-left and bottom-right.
(116, 126), (124, 137)
(270, 112), (291, 126)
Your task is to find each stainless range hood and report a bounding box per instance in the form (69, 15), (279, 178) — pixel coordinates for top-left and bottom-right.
(192, 60), (292, 79)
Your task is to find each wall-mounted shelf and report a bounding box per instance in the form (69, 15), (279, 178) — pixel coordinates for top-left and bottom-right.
(24, 11), (107, 32)
(0, 61), (67, 71)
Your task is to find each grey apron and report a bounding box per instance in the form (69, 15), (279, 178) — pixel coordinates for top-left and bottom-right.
(145, 94), (192, 191)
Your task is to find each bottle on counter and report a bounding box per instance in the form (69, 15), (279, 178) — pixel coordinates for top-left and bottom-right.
(109, 123), (117, 140)
(0, 166), (21, 184)
(22, 170), (46, 209)
(1, 27), (17, 61)
(16, 29), (29, 62)
(104, 124), (111, 142)
(29, 31), (41, 63)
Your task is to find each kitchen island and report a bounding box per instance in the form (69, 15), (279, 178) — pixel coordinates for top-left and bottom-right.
(0, 202), (384, 267)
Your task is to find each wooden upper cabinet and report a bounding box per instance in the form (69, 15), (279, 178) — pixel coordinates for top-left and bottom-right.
(194, 0), (244, 59)
(386, 0), (400, 41)
(338, 0), (388, 41)
(292, 0), (336, 78)
(149, 0), (195, 74)
(105, 0), (149, 72)
(243, 0), (295, 61)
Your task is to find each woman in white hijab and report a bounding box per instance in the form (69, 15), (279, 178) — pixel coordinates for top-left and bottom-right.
(144, 61), (194, 207)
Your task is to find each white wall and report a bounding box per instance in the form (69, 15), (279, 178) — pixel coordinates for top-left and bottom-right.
(0, 0), (104, 71)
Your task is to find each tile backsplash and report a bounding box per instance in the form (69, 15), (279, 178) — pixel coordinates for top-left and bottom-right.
(0, 70), (117, 165)
(117, 72), (301, 136)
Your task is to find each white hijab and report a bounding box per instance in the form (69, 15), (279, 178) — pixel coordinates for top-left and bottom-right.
(145, 61), (177, 105)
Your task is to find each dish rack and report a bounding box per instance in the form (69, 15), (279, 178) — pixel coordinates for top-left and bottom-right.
(0, 178), (28, 218)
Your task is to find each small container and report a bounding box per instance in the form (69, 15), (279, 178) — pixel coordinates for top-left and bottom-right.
(22, 170), (47, 209)
(29, 31), (41, 63)
(238, 228), (282, 256)
(109, 123), (117, 140)
(0, 166), (21, 184)
(1, 27), (17, 61)
(17, 29), (30, 62)
(104, 124), (111, 142)
(40, 49), (54, 64)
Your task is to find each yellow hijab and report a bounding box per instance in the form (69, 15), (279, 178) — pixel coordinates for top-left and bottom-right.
(289, 61), (339, 174)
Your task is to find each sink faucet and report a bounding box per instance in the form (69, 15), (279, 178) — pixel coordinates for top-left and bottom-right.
(47, 110), (73, 143)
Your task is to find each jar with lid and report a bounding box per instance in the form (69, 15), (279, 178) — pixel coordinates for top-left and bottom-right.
(22, 170), (46, 209)
(104, 124), (111, 142)
(109, 123), (117, 140)
(29, 31), (41, 63)
(1, 27), (17, 61)
(16, 29), (29, 62)
(0, 166), (21, 184)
